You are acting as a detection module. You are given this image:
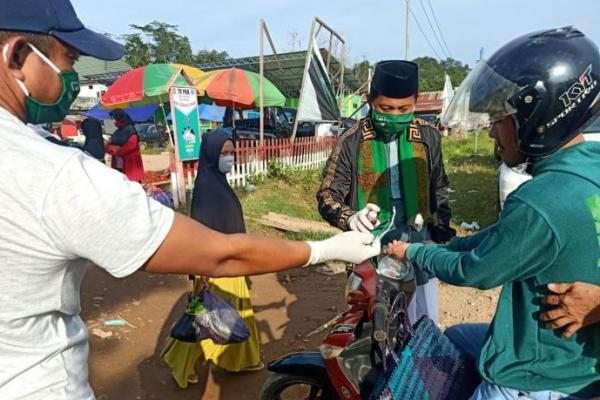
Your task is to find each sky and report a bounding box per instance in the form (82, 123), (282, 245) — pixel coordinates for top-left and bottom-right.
(72, 0), (600, 67)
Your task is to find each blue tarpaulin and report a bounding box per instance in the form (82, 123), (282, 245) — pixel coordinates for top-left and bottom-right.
(85, 103), (225, 123)
(84, 104), (159, 122)
(166, 104), (225, 122)
(198, 104), (226, 122)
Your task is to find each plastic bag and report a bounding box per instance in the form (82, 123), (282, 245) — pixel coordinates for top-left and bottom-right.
(169, 293), (205, 343)
(143, 183), (174, 209)
(170, 289), (250, 344)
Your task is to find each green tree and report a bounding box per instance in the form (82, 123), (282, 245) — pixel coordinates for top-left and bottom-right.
(440, 58), (470, 89)
(351, 59), (371, 88)
(412, 56), (444, 92)
(122, 21), (229, 67)
(122, 34), (151, 67)
(194, 49), (230, 65)
(412, 57), (470, 92)
(122, 21), (196, 67)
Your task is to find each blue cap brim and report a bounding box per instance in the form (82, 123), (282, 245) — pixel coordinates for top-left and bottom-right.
(52, 27), (124, 61)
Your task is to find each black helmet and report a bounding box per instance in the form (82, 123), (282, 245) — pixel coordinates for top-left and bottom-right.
(442, 26), (600, 158)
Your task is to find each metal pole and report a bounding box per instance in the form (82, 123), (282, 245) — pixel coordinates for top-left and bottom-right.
(158, 93), (174, 149)
(232, 103), (236, 129)
(291, 17), (317, 143)
(326, 34), (333, 72)
(259, 19), (265, 146)
(314, 17), (345, 44)
(263, 22), (283, 71)
(405, 0), (411, 59)
(339, 43), (346, 110)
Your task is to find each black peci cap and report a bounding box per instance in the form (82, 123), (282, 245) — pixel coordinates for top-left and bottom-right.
(370, 60), (419, 99)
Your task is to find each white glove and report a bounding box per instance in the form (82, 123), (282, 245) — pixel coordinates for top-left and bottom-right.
(348, 203), (381, 233)
(305, 231), (381, 266)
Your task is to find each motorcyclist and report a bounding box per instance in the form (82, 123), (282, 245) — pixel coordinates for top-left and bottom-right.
(387, 26), (600, 398)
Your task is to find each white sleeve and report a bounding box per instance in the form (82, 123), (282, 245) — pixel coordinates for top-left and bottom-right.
(41, 153), (175, 278)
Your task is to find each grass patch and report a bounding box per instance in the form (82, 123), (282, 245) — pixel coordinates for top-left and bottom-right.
(283, 230), (333, 241)
(140, 142), (172, 155)
(442, 133), (499, 231)
(236, 163), (324, 223)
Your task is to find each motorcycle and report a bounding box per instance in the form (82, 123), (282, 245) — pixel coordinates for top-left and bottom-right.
(260, 252), (417, 400)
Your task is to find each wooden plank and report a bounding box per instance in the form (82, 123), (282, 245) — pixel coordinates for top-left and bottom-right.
(255, 212), (341, 234)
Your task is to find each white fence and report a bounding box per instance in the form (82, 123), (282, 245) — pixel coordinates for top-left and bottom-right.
(177, 136), (337, 191)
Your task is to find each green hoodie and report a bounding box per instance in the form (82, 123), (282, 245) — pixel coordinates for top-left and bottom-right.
(407, 141), (600, 397)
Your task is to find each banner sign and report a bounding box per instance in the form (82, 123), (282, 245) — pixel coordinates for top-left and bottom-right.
(170, 86), (201, 161)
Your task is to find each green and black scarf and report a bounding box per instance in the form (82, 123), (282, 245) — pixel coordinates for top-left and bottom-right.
(357, 127), (431, 234)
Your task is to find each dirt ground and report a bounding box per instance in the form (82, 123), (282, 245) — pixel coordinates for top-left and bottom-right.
(142, 153), (171, 172)
(83, 263), (499, 400)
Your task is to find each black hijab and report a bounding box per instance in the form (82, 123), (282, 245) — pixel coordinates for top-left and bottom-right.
(110, 109), (137, 146)
(190, 130), (244, 234)
(81, 118), (105, 161)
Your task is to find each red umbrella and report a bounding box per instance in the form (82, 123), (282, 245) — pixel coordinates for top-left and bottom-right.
(194, 67), (286, 108)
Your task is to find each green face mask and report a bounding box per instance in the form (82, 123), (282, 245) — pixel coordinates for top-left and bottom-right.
(13, 44), (80, 124)
(371, 109), (414, 136)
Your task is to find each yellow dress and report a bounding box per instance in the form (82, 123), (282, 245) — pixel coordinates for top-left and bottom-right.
(162, 276), (261, 388)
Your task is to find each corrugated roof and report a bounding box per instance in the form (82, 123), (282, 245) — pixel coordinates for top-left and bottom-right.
(415, 90), (443, 113)
(195, 49), (363, 98)
(74, 56), (130, 83)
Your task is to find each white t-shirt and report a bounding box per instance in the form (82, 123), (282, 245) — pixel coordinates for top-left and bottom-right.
(0, 108), (174, 400)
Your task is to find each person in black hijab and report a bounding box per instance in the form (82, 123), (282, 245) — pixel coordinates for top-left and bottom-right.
(164, 129), (263, 379)
(81, 118), (105, 162)
(191, 130), (241, 233)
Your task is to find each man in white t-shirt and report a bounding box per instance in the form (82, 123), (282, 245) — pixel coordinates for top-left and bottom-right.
(0, 2), (380, 399)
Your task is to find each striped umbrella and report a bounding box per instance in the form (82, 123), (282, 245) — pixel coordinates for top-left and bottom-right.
(194, 67), (285, 108)
(101, 63), (205, 109)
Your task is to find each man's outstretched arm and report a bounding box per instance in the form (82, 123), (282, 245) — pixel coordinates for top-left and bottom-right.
(144, 213), (380, 277)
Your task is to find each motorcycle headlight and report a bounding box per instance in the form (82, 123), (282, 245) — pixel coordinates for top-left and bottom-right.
(319, 344), (345, 359)
(377, 256), (412, 281)
(345, 272), (362, 299)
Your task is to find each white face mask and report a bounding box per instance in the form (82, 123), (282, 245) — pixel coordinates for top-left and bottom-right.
(218, 155), (235, 174)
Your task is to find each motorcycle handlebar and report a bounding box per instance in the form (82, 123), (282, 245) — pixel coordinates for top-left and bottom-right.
(372, 274), (391, 342)
(371, 303), (388, 342)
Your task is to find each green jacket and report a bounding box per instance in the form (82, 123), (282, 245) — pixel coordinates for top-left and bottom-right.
(407, 141), (600, 397)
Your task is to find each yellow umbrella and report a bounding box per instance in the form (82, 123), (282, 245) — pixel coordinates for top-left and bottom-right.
(171, 63), (206, 86)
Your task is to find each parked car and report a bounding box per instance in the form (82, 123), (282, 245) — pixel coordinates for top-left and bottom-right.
(498, 116), (600, 209)
(225, 106), (355, 140)
(134, 123), (162, 144)
(416, 113), (439, 126)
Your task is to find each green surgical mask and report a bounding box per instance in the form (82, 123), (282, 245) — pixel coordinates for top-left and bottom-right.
(9, 43), (80, 124)
(371, 110), (414, 136)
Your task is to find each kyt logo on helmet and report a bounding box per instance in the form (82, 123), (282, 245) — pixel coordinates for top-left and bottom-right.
(559, 66), (596, 108)
(548, 65), (598, 128)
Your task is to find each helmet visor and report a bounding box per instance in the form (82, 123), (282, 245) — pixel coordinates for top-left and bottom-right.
(441, 61), (522, 130)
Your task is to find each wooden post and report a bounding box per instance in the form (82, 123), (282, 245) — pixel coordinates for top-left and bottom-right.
(259, 20), (265, 146)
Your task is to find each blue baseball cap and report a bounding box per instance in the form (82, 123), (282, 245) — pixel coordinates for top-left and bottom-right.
(0, 0), (124, 60)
